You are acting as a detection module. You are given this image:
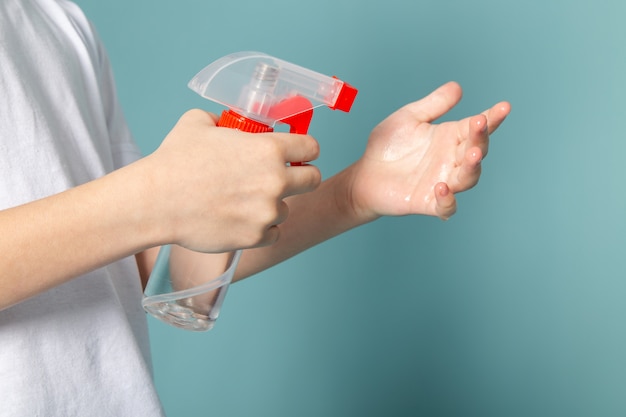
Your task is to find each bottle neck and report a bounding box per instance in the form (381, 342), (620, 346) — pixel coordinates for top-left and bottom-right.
(217, 109), (273, 133)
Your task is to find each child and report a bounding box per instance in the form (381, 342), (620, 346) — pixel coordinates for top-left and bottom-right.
(0, 0), (510, 415)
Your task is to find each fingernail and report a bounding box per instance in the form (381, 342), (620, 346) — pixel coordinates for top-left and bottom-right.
(472, 150), (482, 164)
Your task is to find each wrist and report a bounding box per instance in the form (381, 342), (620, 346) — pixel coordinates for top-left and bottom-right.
(112, 156), (173, 250)
(331, 162), (381, 229)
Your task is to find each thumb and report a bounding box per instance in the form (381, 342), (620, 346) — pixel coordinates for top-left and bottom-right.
(399, 81), (463, 124)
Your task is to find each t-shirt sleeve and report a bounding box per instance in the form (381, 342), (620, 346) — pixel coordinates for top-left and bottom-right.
(58, 0), (143, 170)
(98, 45), (143, 169)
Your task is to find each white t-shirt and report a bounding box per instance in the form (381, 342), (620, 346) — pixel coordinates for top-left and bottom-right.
(0, 0), (165, 415)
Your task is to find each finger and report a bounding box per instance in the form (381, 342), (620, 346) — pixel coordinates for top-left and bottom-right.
(273, 200), (290, 226)
(282, 164), (321, 197)
(246, 202), (289, 248)
(434, 182), (457, 220)
(258, 225), (281, 247)
(481, 101), (511, 135)
(263, 133), (320, 164)
(456, 146), (483, 191)
(455, 114), (488, 166)
(469, 114), (490, 157)
(400, 81), (463, 123)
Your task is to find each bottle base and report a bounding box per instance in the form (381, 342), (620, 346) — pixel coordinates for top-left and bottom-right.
(143, 299), (216, 332)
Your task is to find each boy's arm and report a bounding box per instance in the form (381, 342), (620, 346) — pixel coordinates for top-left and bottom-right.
(0, 110), (320, 310)
(0, 160), (161, 309)
(234, 82), (511, 280)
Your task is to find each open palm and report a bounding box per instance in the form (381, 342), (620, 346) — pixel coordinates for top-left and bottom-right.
(349, 82), (511, 221)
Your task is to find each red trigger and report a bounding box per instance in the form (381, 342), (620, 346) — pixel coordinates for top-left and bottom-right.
(268, 96), (314, 166)
(269, 96), (314, 135)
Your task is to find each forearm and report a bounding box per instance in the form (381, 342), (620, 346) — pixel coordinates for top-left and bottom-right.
(234, 163), (371, 281)
(0, 159), (161, 310)
(0, 109), (328, 309)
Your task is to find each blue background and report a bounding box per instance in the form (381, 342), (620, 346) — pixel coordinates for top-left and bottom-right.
(77, 0), (626, 416)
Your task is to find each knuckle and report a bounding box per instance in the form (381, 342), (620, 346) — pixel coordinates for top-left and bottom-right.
(180, 108), (203, 121)
(248, 199), (282, 228)
(246, 225), (276, 248)
(179, 108), (215, 125)
(258, 136), (283, 158)
(263, 167), (290, 195)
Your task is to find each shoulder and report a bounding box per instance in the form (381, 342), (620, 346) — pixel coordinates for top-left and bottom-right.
(55, 1), (106, 65)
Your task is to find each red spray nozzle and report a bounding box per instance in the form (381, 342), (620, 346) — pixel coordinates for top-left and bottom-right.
(330, 77), (358, 113)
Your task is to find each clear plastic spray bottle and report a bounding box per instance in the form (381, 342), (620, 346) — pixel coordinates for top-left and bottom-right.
(142, 51), (358, 331)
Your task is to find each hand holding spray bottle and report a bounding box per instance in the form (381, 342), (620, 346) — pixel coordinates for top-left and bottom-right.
(142, 51), (358, 331)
